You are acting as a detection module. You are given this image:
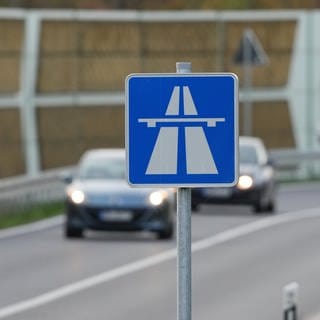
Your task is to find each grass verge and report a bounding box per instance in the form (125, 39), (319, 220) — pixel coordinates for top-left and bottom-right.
(0, 201), (64, 230)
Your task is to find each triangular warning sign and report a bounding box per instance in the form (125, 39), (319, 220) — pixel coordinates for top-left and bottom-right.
(234, 28), (268, 66)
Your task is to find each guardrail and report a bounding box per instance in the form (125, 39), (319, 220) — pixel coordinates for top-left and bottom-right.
(269, 149), (320, 181)
(0, 166), (74, 214)
(0, 149), (320, 214)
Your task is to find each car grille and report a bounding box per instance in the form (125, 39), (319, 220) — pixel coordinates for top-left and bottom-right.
(85, 207), (146, 223)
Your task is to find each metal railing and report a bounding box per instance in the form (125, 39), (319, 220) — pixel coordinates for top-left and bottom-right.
(0, 166), (73, 214)
(269, 149), (320, 181)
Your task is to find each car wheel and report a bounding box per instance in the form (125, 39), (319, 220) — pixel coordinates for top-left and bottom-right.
(253, 203), (263, 213)
(254, 198), (276, 214)
(157, 224), (174, 240)
(265, 199), (276, 213)
(65, 225), (84, 238)
(253, 195), (265, 213)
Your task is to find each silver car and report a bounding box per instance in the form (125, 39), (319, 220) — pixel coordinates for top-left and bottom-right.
(192, 136), (277, 213)
(64, 149), (175, 239)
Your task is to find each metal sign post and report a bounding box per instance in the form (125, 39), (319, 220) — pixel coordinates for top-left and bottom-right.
(176, 62), (192, 320)
(125, 63), (238, 320)
(233, 28), (268, 136)
(243, 33), (253, 137)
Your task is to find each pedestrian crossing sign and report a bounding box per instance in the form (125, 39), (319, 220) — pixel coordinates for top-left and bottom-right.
(125, 73), (239, 187)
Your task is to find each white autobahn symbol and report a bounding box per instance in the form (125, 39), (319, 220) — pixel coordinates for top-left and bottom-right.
(138, 86), (225, 175)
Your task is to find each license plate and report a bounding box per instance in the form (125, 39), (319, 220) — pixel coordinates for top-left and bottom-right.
(100, 210), (132, 222)
(205, 188), (231, 198)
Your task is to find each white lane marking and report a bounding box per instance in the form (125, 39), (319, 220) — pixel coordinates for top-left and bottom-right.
(0, 215), (63, 240)
(1, 208), (320, 318)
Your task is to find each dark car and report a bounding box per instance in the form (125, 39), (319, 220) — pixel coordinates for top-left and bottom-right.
(64, 149), (175, 239)
(192, 136), (277, 213)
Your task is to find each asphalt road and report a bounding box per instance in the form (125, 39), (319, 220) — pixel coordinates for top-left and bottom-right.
(1, 182), (320, 320)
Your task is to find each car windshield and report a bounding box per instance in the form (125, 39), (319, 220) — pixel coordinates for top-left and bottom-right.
(239, 145), (258, 165)
(77, 156), (125, 180)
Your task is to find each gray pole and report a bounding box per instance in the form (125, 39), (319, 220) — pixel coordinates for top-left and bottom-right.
(20, 13), (41, 176)
(243, 29), (253, 137)
(176, 61), (192, 320)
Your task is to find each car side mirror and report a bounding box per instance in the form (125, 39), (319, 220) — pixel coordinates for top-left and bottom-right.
(266, 157), (275, 167)
(59, 172), (73, 184)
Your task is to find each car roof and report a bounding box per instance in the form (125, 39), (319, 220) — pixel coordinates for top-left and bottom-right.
(239, 136), (268, 165)
(80, 148), (125, 161)
(239, 136), (263, 145)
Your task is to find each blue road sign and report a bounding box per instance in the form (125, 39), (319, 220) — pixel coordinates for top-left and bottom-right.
(125, 73), (238, 187)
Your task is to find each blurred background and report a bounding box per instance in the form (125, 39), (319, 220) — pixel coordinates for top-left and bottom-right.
(2, 4), (320, 320)
(0, 0), (319, 180)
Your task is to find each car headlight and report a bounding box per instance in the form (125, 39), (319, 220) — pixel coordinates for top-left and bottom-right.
(68, 189), (85, 204)
(237, 175), (253, 190)
(149, 191), (168, 206)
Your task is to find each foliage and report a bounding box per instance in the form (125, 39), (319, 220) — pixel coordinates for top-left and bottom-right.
(0, 0), (318, 9)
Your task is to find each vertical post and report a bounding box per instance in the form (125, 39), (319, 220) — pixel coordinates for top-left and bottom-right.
(305, 12), (316, 178)
(243, 29), (253, 137)
(20, 12), (41, 176)
(176, 61), (192, 320)
(283, 282), (299, 320)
